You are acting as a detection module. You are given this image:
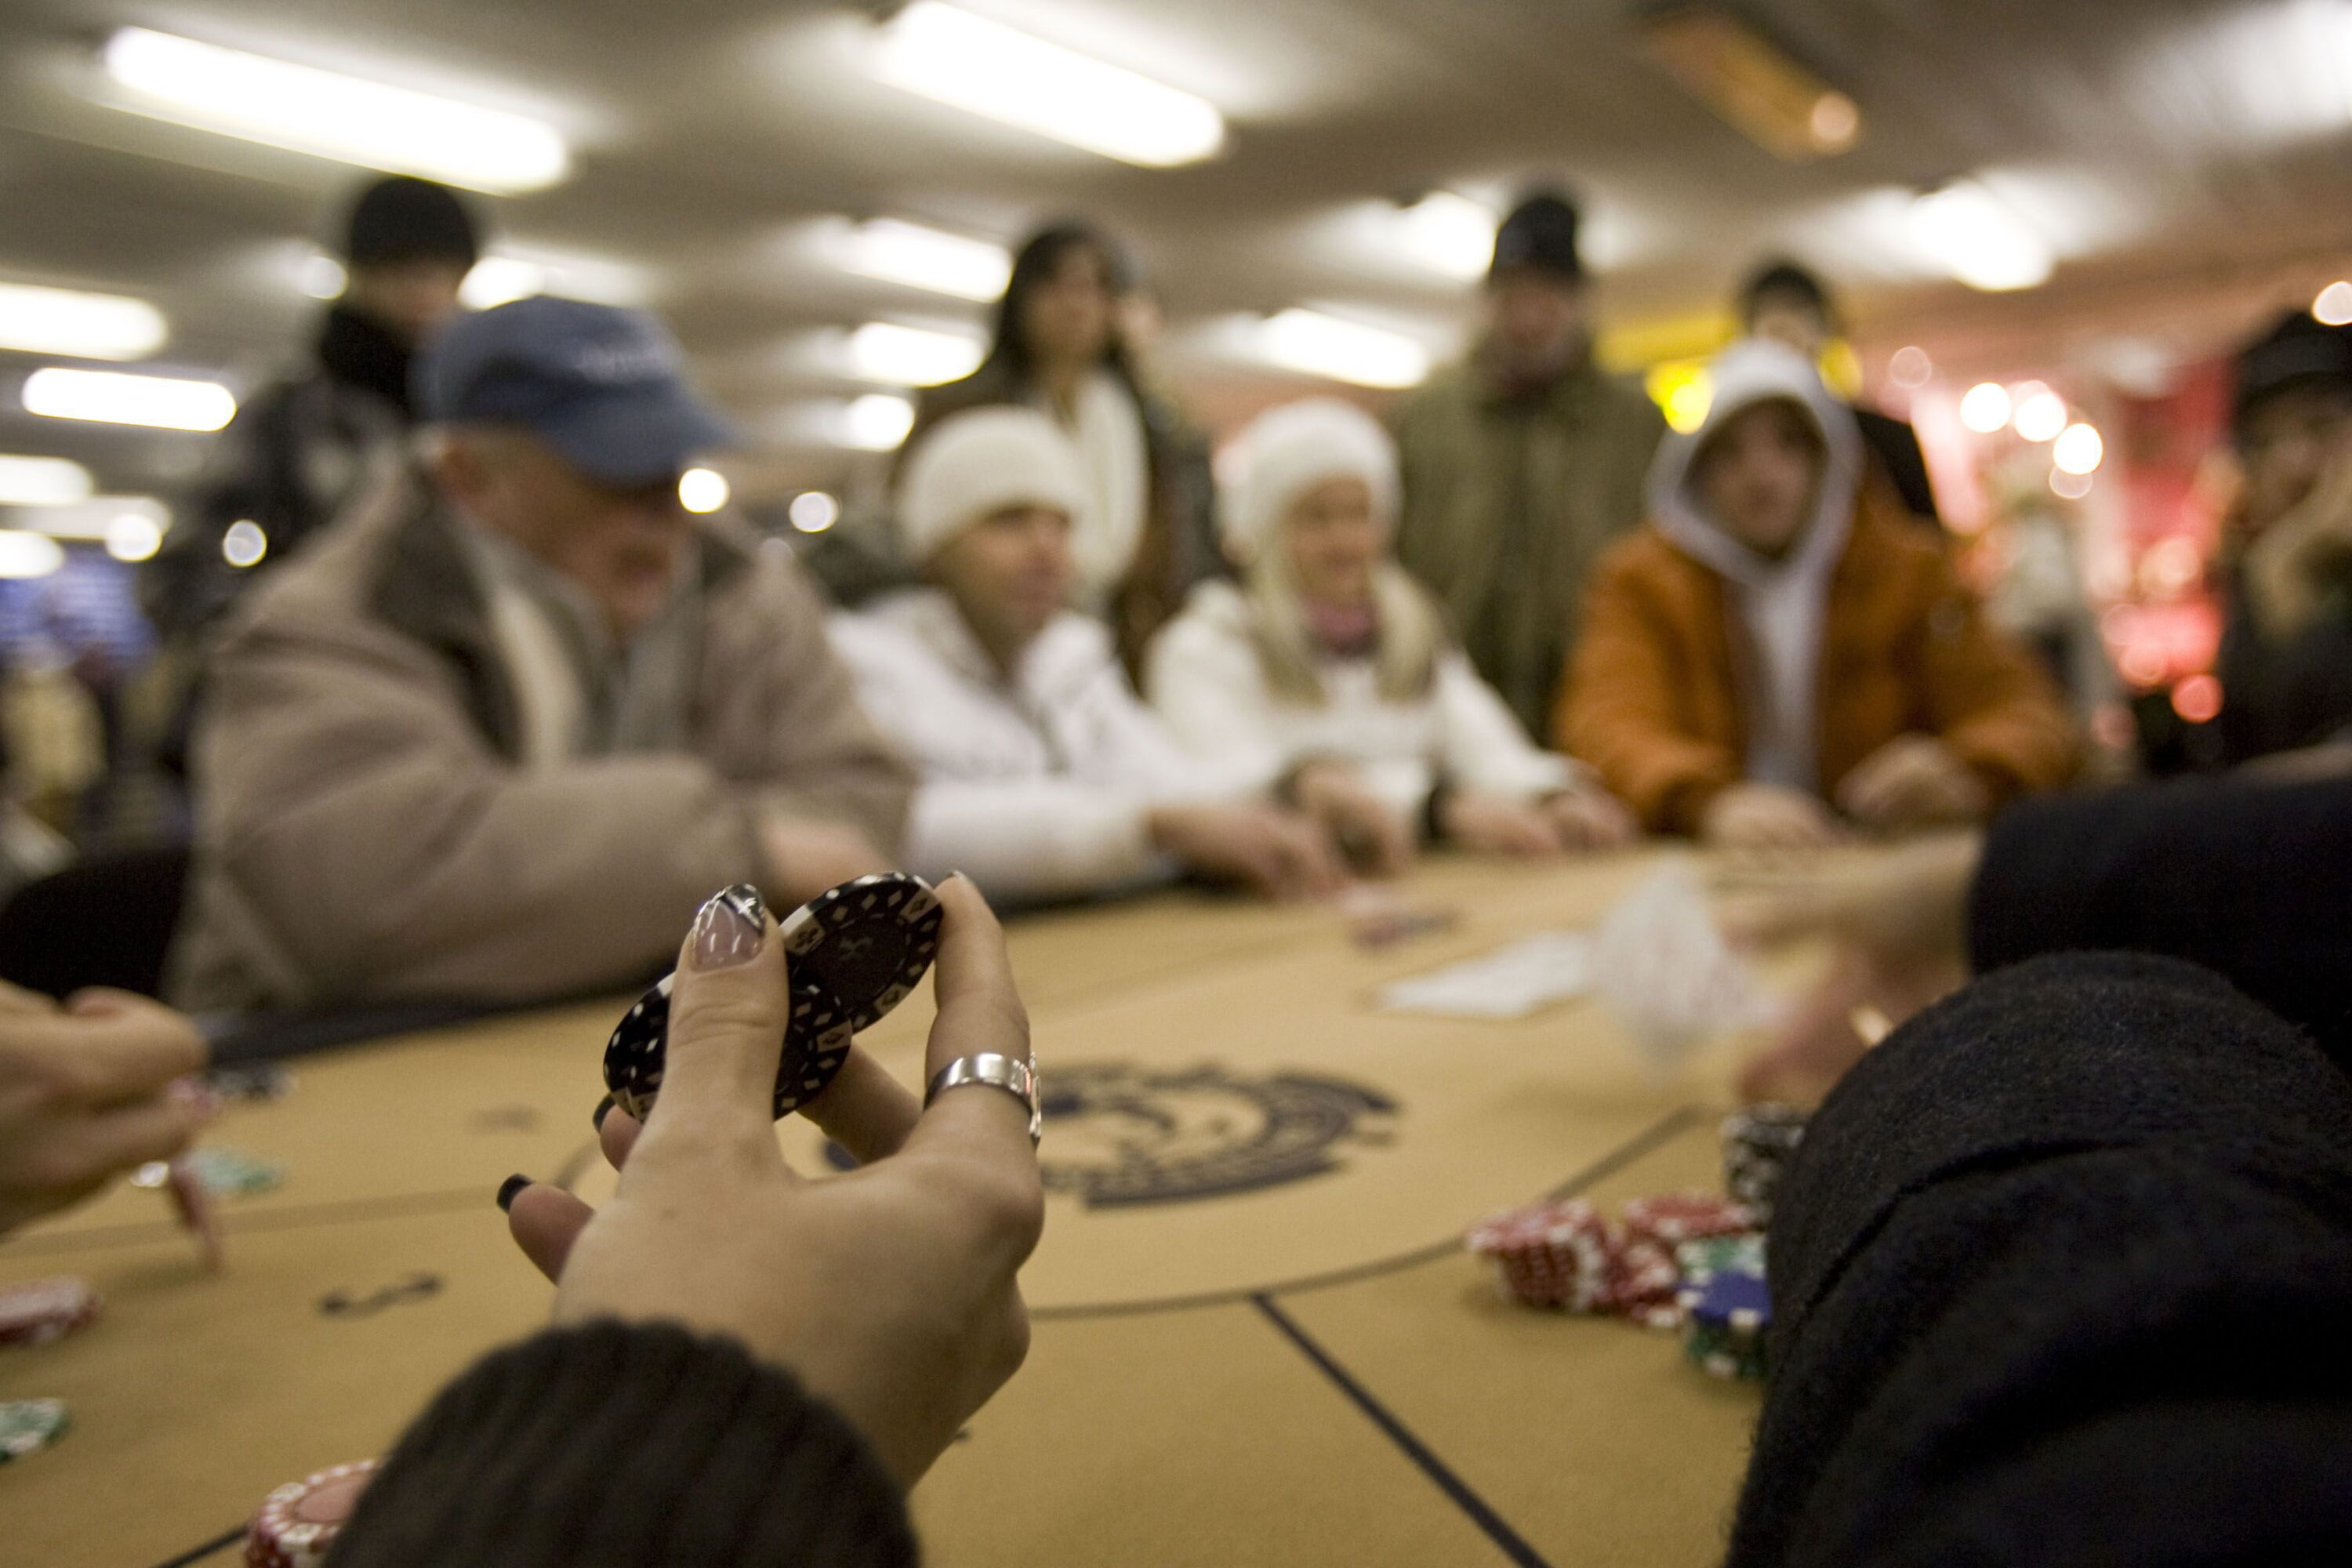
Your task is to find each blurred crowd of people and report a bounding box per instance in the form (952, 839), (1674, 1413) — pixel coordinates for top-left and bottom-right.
(5, 167), (2352, 1567)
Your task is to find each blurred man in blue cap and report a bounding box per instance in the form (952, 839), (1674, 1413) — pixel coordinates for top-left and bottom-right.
(168, 297), (913, 1013)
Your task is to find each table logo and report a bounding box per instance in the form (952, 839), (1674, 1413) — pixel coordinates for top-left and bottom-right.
(1037, 1062), (1396, 1207)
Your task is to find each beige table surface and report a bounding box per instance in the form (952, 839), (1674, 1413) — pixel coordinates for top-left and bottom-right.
(0, 851), (1802, 1568)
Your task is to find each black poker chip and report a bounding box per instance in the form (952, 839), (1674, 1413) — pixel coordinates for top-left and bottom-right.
(604, 874), (943, 1122)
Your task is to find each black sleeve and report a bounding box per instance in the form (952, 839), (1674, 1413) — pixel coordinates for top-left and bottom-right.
(1728, 952), (2352, 1568)
(328, 1321), (917, 1568)
(1966, 775), (2352, 1065)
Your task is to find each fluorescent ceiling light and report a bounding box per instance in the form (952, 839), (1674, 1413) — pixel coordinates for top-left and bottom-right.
(1909, 183), (2053, 292)
(821, 218), (1011, 303)
(0, 456), (94, 507)
(0, 532), (64, 579)
(844, 321), (984, 387)
(23, 367), (236, 432)
(0, 282), (168, 361)
(1259, 310), (1430, 389)
(840, 394), (916, 451)
(461, 249), (651, 311)
(10, 495), (168, 542)
(871, 2), (1225, 167)
(1396, 193), (1497, 281)
(1959, 381), (2013, 434)
(100, 27), (570, 194)
(677, 467), (731, 514)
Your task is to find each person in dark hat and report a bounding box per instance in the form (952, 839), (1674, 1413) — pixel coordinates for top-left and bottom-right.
(144, 176), (483, 635)
(136, 176), (487, 804)
(165, 298), (914, 1014)
(1392, 191), (1666, 739)
(2210, 307), (2352, 768)
(1737, 258), (1940, 526)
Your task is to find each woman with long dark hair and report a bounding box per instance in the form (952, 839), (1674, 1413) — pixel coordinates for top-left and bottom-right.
(906, 223), (1217, 675)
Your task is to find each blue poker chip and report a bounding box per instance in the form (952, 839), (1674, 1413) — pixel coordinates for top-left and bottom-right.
(604, 875), (943, 1121)
(1677, 1269), (1772, 1335)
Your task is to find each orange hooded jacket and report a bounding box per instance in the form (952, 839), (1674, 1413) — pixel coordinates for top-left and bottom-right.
(1555, 472), (2080, 834)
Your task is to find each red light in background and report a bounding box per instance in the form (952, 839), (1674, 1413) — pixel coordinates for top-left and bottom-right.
(2172, 673), (2223, 724)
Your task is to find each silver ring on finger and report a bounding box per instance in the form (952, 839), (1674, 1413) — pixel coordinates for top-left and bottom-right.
(924, 1052), (1041, 1146)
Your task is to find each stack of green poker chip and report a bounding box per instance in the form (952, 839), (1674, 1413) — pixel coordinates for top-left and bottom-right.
(1675, 1232), (1765, 1286)
(1678, 1267), (1770, 1381)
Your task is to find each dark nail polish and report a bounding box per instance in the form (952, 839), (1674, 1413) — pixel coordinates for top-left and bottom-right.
(690, 884), (768, 971)
(495, 1174), (530, 1212)
(592, 1094), (615, 1131)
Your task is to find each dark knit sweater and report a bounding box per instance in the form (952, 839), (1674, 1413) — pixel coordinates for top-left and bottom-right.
(1969, 775), (2352, 1064)
(328, 1320), (916, 1566)
(1726, 953), (2352, 1567)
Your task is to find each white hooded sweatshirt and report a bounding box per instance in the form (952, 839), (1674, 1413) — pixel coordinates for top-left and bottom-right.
(1645, 340), (1864, 792)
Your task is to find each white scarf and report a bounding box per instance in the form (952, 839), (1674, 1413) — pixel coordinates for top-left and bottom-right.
(1037, 369), (1148, 604)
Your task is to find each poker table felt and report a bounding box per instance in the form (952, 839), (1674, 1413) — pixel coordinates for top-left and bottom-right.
(0, 851), (1819, 1568)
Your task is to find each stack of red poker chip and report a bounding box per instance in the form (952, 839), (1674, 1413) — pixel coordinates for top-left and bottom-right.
(0, 1278), (102, 1348)
(1622, 1192), (1757, 1249)
(1466, 1199), (1617, 1310)
(247, 1458), (376, 1568)
(1469, 1191), (1762, 1328)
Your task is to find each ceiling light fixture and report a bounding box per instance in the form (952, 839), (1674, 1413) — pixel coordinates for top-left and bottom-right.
(106, 513), (165, 562)
(0, 456), (95, 507)
(844, 321), (985, 387)
(0, 532), (64, 579)
(0, 281), (168, 361)
(1639, 5), (1861, 161)
(1909, 183), (2054, 292)
(99, 27), (570, 194)
(1888, 346), (1933, 388)
(1394, 192), (1498, 281)
(839, 394), (916, 451)
(822, 218), (1011, 303)
(677, 468), (731, 514)
(459, 249), (651, 311)
(1258, 310), (1429, 390)
(790, 491), (841, 533)
(2315, 281), (2352, 327)
(870, 2), (1225, 167)
(23, 367), (236, 431)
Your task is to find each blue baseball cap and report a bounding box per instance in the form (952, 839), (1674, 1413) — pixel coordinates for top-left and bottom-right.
(416, 296), (737, 487)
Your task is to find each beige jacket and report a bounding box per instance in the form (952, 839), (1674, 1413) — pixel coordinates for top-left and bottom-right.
(168, 472), (913, 1013)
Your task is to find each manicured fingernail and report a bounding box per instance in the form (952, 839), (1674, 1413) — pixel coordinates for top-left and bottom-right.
(591, 1094), (615, 1131)
(690, 884), (768, 971)
(495, 1174), (530, 1212)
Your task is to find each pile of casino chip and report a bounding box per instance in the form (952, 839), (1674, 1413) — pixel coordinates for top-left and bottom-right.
(0, 1276), (103, 1465)
(1465, 1104), (1806, 1382)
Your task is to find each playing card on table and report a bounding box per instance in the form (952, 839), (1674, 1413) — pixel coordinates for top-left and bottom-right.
(1374, 931), (1595, 1019)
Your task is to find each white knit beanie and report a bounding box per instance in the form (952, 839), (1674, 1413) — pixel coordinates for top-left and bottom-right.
(1218, 397), (1399, 560)
(895, 406), (1091, 561)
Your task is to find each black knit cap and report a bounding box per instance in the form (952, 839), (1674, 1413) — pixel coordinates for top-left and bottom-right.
(1740, 258), (1836, 330)
(343, 176), (481, 269)
(1488, 191), (1584, 285)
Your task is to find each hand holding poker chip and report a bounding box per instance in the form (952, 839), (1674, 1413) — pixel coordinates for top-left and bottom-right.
(602, 874), (945, 1122)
